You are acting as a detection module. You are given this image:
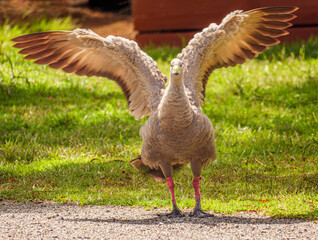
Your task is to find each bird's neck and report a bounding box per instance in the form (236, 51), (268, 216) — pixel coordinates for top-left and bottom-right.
(164, 74), (187, 104)
(168, 74), (184, 89)
(158, 75), (194, 128)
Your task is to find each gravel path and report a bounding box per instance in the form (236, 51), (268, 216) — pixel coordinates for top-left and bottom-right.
(1, 201), (317, 240)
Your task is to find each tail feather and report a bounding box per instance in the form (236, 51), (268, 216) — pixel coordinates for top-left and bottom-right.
(130, 156), (165, 183)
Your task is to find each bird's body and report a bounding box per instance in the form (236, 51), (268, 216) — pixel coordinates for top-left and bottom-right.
(12, 6), (298, 217)
(140, 83), (215, 170)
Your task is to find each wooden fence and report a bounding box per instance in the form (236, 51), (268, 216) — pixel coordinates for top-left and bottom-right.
(132, 0), (318, 46)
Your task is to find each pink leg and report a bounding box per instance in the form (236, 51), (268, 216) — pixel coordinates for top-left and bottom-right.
(193, 177), (201, 202)
(159, 177), (184, 217)
(190, 177), (214, 218)
(166, 177), (176, 205)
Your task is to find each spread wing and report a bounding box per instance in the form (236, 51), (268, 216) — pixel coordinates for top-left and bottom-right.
(178, 6), (298, 104)
(12, 29), (167, 119)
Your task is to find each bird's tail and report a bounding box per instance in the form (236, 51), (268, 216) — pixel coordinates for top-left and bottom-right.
(130, 156), (165, 183)
(129, 156), (183, 183)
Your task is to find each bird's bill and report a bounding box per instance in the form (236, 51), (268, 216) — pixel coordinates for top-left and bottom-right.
(172, 65), (180, 75)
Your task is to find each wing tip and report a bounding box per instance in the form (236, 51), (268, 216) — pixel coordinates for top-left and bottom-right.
(287, 6), (299, 13)
(270, 6), (299, 12)
(12, 42), (21, 48)
(11, 35), (26, 43)
(11, 31), (67, 43)
(247, 6), (299, 15)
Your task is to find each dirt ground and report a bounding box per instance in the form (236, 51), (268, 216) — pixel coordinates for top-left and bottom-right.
(1, 201), (318, 240)
(0, 0), (136, 39)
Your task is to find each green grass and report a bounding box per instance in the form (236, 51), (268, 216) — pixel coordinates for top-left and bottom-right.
(0, 19), (317, 220)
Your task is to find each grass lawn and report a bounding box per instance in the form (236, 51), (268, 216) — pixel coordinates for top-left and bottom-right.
(0, 18), (317, 220)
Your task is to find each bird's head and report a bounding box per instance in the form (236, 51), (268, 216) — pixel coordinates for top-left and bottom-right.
(170, 58), (183, 77)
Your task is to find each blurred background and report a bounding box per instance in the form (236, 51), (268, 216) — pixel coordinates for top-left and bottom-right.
(0, 0), (135, 40)
(1, 0), (318, 46)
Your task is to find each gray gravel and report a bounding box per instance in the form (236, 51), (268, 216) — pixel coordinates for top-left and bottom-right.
(0, 201), (317, 240)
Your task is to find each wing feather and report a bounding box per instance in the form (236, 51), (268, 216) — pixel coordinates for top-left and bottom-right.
(178, 6), (298, 104)
(12, 29), (167, 119)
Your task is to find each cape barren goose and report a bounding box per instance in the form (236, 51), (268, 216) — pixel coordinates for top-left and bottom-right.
(12, 6), (298, 217)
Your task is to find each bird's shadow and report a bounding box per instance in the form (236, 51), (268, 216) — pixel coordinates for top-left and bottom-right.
(64, 212), (307, 226)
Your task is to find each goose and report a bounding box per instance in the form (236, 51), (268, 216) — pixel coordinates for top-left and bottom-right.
(12, 6), (298, 217)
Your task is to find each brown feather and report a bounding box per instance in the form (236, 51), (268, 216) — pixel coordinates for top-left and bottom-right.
(247, 6), (298, 15)
(260, 21), (292, 30)
(49, 57), (71, 69)
(261, 14), (297, 22)
(249, 32), (279, 46)
(62, 60), (81, 73)
(11, 31), (67, 43)
(233, 54), (246, 64)
(18, 41), (66, 55)
(60, 50), (92, 73)
(24, 47), (60, 60)
(245, 41), (268, 52)
(14, 39), (50, 48)
(34, 51), (68, 65)
(75, 65), (90, 76)
(255, 26), (289, 37)
(240, 47), (257, 59)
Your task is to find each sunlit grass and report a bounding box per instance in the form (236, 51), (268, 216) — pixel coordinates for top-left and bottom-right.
(0, 19), (317, 219)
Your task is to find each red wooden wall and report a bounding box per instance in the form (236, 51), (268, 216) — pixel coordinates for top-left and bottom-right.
(132, 0), (318, 46)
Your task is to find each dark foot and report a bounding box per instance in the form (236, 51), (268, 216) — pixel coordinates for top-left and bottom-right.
(158, 208), (185, 218)
(189, 209), (214, 218)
